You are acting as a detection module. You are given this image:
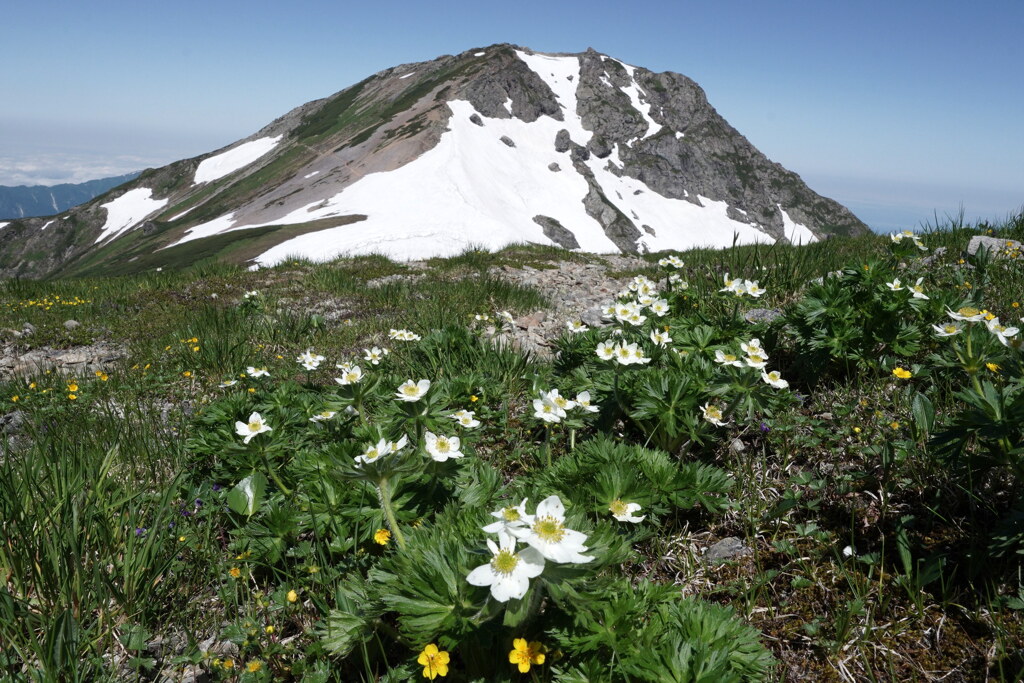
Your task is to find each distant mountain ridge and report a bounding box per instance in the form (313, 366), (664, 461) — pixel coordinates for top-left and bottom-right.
(0, 44), (868, 279)
(0, 173), (139, 220)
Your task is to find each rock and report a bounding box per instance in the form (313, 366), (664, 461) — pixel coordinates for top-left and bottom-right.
(967, 235), (1023, 258)
(64, 319), (81, 330)
(2, 329), (22, 340)
(22, 322), (36, 335)
(703, 537), (751, 564)
(554, 129), (571, 153)
(581, 306), (608, 328)
(469, 113), (484, 126)
(569, 143), (591, 163)
(548, 162), (561, 172)
(532, 216), (580, 250)
(743, 308), (783, 324)
(919, 245), (947, 267)
(729, 438), (745, 454)
(587, 135), (613, 159)
(499, 135), (516, 148)
(0, 410), (25, 436)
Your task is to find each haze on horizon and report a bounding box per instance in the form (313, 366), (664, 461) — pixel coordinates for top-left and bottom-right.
(2, 0), (1021, 233)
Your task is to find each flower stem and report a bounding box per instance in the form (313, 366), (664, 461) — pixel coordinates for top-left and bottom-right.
(260, 447), (291, 496)
(377, 477), (407, 550)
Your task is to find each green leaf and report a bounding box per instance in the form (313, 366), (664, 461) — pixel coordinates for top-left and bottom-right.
(228, 472), (267, 517)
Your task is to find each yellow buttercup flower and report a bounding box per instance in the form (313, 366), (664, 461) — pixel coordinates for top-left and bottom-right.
(67, 383), (78, 392)
(892, 367), (912, 379)
(509, 638), (546, 673)
(287, 589), (298, 603)
(229, 567), (241, 579)
(890, 421), (900, 430)
(986, 362), (1001, 373)
(246, 660), (262, 673)
(374, 528), (392, 546)
(417, 643), (449, 679)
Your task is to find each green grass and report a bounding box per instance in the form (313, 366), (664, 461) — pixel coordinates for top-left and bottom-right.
(1, 213), (1023, 681)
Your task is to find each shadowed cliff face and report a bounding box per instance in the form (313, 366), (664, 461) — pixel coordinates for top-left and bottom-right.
(0, 44), (867, 279)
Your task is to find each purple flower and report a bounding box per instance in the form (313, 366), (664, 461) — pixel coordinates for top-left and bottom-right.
(135, 527), (147, 536)
(759, 421), (771, 433)
(212, 483), (222, 492)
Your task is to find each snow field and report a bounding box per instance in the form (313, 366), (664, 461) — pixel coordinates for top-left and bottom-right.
(95, 188), (168, 244)
(193, 136), (281, 185)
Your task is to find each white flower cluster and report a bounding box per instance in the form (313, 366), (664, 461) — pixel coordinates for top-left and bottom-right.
(467, 495), (592, 602)
(388, 328), (421, 341)
(940, 307), (1020, 346)
(719, 273), (766, 298)
(595, 340), (651, 366)
(886, 277), (929, 300)
(296, 348), (326, 370)
(890, 229), (927, 251)
(533, 389), (598, 423)
(356, 435), (408, 466)
(658, 255), (684, 269)
(704, 338), (789, 427)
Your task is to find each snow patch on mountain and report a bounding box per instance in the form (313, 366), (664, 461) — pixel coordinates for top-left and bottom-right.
(0, 222), (9, 231)
(41, 220), (54, 231)
(96, 188), (168, 244)
(193, 136), (281, 185)
(780, 206), (818, 245)
(514, 51), (591, 143)
(615, 62), (663, 140)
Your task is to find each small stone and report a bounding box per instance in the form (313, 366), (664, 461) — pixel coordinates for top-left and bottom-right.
(729, 438), (745, 453)
(64, 320), (81, 330)
(548, 162), (561, 172)
(22, 322), (36, 334)
(703, 537), (751, 564)
(499, 135), (516, 148)
(743, 308), (783, 324)
(469, 113), (484, 126)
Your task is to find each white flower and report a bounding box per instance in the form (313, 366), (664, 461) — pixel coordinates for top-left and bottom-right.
(668, 273), (688, 288)
(745, 352), (769, 370)
(497, 310), (515, 327)
(714, 349), (744, 367)
(701, 403), (727, 427)
(613, 341), (650, 366)
(609, 499), (645, 523)
(510, 496), (593, 564)
(482, 499), (532, 534)
(649, 298), (670, 316)
(636, 294), (656, 307)
(947, 306), (986, 322)
(363, 347), (389, 364)
(388, 328), (421, 341)
(932, 322), (963, 337)
(566, 320), (589, 334)
(355, 435), (408, 466)
(296, 349), (325, 370)
(595, 340), (616, 361)
(744, 280), (766, 297)
(335, 366), (364, 386)
(987, 317), (1020, 346)
(740, 338), (763, 356)
(909, 278), (929, 300)
(246, 366), (270, 378)
(842, 545), (856, 558)
(542, 389), (576, 412)
(395, 379), (431, 402)
(650, 329), (672, 347)
(761, 370), (789, 389)
(466, 531), (545, 602)
(218, 379), (238, 388)
(309, 410), (337, 422)
(575, 390), (599, 413)
(424, 431), (463, 462)
(243, 290), (259, 299)
(886, 278), (904, 292)
(450, 409), (481, 429)
(533, 396), (565, 423)
(235, 412), (272, 444)
(659, 255), (684, 268)
(720, 273), (746, 296)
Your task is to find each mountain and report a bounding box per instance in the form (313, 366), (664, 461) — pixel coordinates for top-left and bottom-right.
(0, 173), (139, 220)
(0, 44), (868, 279)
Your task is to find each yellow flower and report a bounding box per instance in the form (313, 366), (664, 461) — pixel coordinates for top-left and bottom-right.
(229, 567), (241, 579)
(11, 395), (18, 402)
(987, 362), (1001, 373)
(68, 394), (77, 400)
(509, 638), (546, 673)
(28, 382), (35, 389)
(890, 421), (900, 430)
(853, 426), (861, 434)
(892, 367), (912, 379)
(265, 625), (275, 634)
(192, 346), (200, 352)
(374, 528), (392, 546)
(287, 589), (298, 603)
(417, 643), (450, 679)
(222, 659), (234, 670)
(183, 371), (192, 378)
(1013, 302), (1020, 309)
(178, 536), (186, 542)
(67, 383), (79, 392)
(246, 660), (262, 673)
(470, 395), (479, 403)
(248, 387), (256, 394)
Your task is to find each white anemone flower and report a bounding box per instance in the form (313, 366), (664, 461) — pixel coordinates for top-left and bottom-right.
(745, 280), (766, 297)
(388, 328), (421, 341)
(542, 389), (576, 412)
(909, 278), (929, 300)
(701, 403), (727, 427)
(424, 431), (463, 462)
(600, 303), (617, 320)
(246, 366), (270, 378)
(309, 410), (337, 422)
(355, 435), (408, 466)
(575, 390), (599, 413)
(296, 349), (325, 369)
(932, 322), (963, 337)
(466, 531), (545, 602)
(740, 339), (763, 356)
(609, 499), (645, 523)
(335, 366), (364, 386)
(636, 294), (656, 307)
(624, 312), (647, 326)
(761, 370), (789, 389)
(450, 409), (481, 429)
(659, 255), (684, 268)
(714, 350), (744, 367)
(668, 273), (688, 288)
(533, 397), (565, 423)
(650, 329), (672, 347)
(363, 347), (389, 364)
(987, 317), (1020, 346)
(395, 379), (431, 402)
(595, 341), (616, 361)
(566, 320), (589, 334)
(235, 412), (272, 444)
(947, 306), (986, 322)
(720, 273), (744, 295)
(745, 353), (769, 370)
(482, 499), (532, 534)
(218, 379), (238, 388)
(649, 299), (670, 316)
(510, 496), (593, 563)
(886, 278), (904, 292)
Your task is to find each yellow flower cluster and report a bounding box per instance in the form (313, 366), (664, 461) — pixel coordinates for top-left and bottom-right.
(3, 294), (91, 312)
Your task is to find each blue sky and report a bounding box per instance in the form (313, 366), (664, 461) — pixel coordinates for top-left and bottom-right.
(2, 0), (1021, 231)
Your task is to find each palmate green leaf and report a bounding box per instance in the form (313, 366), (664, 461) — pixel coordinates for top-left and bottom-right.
(227, 472), (267, 517)
(319, 575), (381, 657)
